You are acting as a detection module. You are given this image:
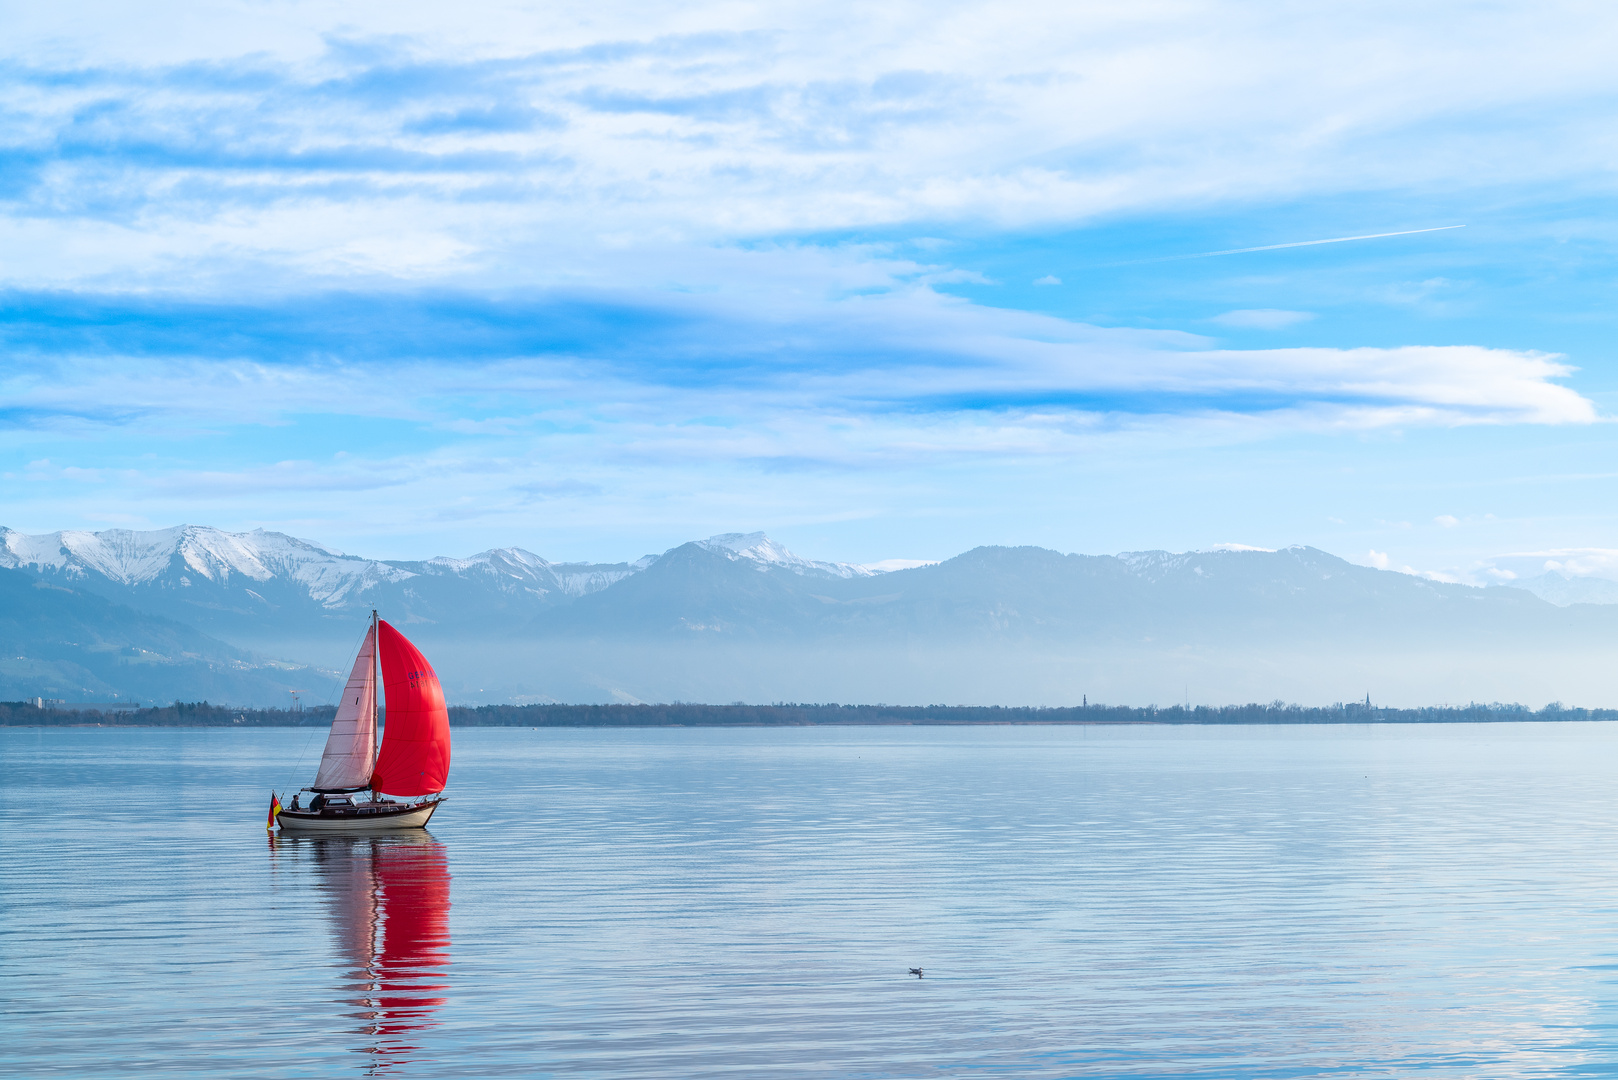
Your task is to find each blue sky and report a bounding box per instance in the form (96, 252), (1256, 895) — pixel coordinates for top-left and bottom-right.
(3, 0), (1618, 582)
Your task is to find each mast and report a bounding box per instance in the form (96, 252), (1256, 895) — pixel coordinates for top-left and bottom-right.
(371, 608), (379, 790)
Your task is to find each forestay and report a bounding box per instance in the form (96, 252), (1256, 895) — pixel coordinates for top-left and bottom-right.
(311, 625), (378, 791)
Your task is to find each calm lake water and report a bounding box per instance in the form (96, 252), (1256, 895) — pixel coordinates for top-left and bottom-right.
(7, 723), (1618, 1077)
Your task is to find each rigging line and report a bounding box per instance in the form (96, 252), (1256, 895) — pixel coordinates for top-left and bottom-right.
(280, 727), (322, 801)
(323, 630), (367, 707)
(281, 628), (368, 796)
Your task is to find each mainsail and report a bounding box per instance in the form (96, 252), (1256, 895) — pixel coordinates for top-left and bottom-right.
(370, 620), (452, 796)
(312, 624), (378, 791)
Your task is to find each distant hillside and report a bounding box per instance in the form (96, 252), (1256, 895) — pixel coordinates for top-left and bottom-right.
(483, 542), (1614, 708)
(0, 567), (320, 705)
(7, 524), (1618, 707)
(1495, 572), (1618, 606)
(539, 541), (1563, 645)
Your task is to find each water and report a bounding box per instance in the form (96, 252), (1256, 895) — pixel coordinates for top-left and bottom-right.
(6, 723), (1618, 1078)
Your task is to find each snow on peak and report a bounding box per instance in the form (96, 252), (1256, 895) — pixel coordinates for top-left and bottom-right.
(0, 524), (412, 604)
(696, 532), (875, 579)
(416, 546), (640, 598)
(0, 524), (901, 605)
(1115, 550), (1194, 580)
(859, 558), (938, 573)
(421, 547), (553, 575)
(0, 524), (187, 584)
(549, 564), (642, 597)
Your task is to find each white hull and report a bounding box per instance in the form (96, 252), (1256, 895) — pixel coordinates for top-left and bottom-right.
(276, 798), (442, 833)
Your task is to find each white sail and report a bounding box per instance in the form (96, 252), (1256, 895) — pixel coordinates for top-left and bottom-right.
(312, 625), (377, 791)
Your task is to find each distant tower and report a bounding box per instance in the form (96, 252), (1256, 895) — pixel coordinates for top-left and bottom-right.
(1365, 692), (1371, 708)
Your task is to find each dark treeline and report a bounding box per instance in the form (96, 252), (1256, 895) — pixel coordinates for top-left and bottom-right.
(5, 699), (1617, 726)
(447, 700), (1618, 725)
(0, 701), (338, 726)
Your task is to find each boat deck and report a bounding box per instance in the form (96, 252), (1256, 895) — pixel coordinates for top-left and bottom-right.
(276, 796), (441, 832)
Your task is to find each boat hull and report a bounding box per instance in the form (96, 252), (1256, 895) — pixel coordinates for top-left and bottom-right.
(276, 798), (441, 833)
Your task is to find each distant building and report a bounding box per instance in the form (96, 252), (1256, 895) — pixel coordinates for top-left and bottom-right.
(36, 699), (140, 712)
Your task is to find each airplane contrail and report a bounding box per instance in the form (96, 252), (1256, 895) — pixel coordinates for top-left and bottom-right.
(1127, 224), (1466, 264)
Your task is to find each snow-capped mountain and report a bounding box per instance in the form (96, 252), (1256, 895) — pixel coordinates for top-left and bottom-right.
(397, 547), (644, 601)
(0, 525), (869, 600)
(0, 524), (641, 643)
(9, 526), (1618, 707)
(0, 525), (871, 642)
(0, 525), (409, 605)
(696, 532), (875, 579)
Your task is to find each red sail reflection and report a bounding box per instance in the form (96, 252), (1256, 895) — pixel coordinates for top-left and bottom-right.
(273, 834), (451, 1070)
(371, 838), (451, 1029)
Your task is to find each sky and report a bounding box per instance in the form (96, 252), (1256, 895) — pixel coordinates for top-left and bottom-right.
(3, 0), (1618, 583)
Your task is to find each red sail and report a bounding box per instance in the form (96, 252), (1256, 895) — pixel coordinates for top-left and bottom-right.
(371, 620), (451, 795)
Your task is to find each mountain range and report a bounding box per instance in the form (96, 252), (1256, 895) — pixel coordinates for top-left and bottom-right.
(4, 524), (1618, 707)
(0, 565), (307, 705)
(1496, 571), (1618, 606)
(0, 526), (872, 637)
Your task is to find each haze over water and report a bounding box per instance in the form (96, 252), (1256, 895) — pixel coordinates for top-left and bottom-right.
(7, 723), (1618, 1077)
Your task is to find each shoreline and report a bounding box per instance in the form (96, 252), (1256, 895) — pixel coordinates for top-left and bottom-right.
(7, 718), (1616, 730)
(8, 700), (1613, 728)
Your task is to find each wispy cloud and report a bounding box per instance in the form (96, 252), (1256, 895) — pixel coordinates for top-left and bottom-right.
(3, 6), (1618, 288)
(1479, 549), (1618, 581)
(0, 287), (1595, 432)
(3, 3), (1617, 562)
(1212, 309), (1314, 330)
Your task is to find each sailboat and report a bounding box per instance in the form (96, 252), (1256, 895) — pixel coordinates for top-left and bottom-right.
(274, 612), (451, 832)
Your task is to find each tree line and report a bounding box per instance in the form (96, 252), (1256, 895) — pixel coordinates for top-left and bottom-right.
(3, 699), (1614, 726)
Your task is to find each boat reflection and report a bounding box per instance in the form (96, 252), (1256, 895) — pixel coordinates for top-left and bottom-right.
(270, 832), (451, 1071)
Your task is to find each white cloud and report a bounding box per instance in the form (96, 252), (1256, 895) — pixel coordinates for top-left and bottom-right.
(1, 286), (1596, 439)
(3, 3), (1618, 290)
(1212, 309), (1315, 330)
(1435, 514), (1459, 527)
(1479, 548), (1618, 582)
(2, 1), (1615, 560)
(861, 558), (940, 572)
(1033, 275), (1062, 286)
(1382, 277), (1461, 309)
(1364, 554), (1461, 582)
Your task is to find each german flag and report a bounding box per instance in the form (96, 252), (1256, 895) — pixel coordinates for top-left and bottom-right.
(267, 793), (282, 831)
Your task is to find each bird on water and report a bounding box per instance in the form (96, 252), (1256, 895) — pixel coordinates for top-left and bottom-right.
(908, 968), (924, 978)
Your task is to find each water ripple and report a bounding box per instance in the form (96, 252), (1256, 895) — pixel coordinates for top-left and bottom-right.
(5, 723), (1618, 1077)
